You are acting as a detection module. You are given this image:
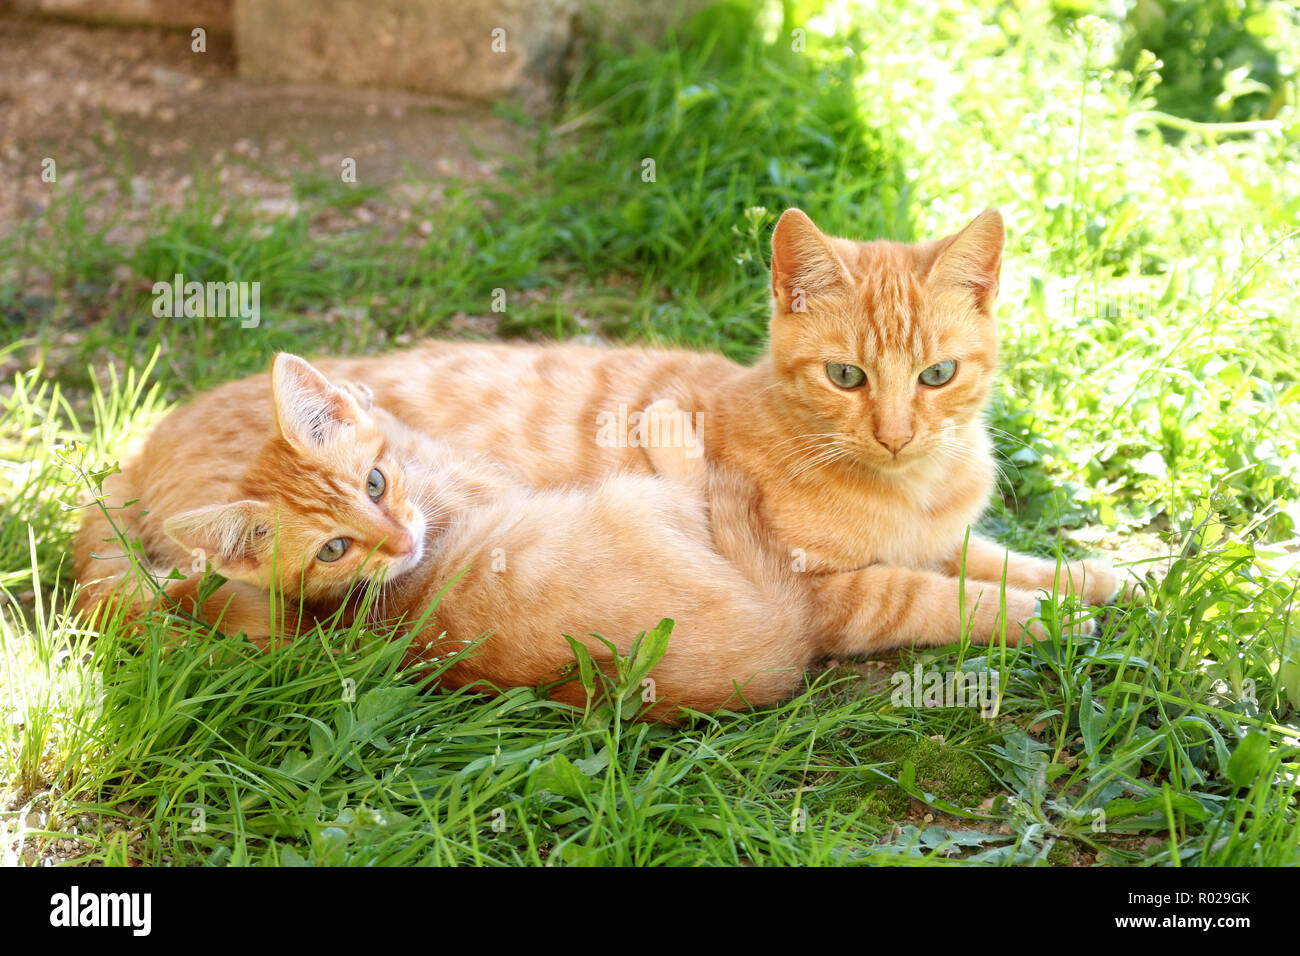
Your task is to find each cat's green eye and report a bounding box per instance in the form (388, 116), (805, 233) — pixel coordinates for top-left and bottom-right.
(367, 468), (386, 501)
(919, 360), (957, 388)
(317, 537), (350, 563)
(826, 363), (866, 390)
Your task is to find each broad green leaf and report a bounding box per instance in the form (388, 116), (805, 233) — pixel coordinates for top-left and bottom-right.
(1225, 732), (1271, 788)
(561, 634), (598, 697)
(532, 755), (592, 800)
(356, 686), (417, 725)
(279, 844), (311, 867)
(1078, 678), (1103, 755)
(573, 747), (610, 776)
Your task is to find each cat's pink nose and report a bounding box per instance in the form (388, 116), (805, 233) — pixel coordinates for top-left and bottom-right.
(385, 529), (414, 556)
(875, 429), (913, 457)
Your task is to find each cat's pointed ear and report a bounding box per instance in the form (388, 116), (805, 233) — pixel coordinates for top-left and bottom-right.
(770, 208), (850, 311)
(928, 209), (1004, 312)
(271, 353), (365, 452)
(164, 500), (277, 578)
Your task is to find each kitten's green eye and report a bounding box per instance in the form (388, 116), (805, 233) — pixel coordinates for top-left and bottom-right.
(367, 468), (386, 501)
(317, 537), (350, 563)
(826, 363), (866, 390)
(919, 360), (957, 388)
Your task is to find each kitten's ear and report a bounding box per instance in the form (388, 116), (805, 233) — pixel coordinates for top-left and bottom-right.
(271, 353), (365, 452)
(928, 209), (1004, 312)
(164, 500), (277, 578)
(770, 208), (850, 310)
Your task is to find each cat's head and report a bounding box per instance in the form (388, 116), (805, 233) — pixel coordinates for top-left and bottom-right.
(163, 354), (427, 602)
(767, 208), (1003, 472)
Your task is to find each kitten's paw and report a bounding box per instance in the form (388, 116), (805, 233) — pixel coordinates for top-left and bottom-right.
(644, 398), (705, 484)
(645, 398), (680, 420)
(336, 379), (374, 410)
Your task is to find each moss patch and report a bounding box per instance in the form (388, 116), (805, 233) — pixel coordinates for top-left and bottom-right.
(865, 734), (999, 808)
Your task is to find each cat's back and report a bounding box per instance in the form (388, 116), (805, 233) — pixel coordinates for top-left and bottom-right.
(314, 341), (745, 485)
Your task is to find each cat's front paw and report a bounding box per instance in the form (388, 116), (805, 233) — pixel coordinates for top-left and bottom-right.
(1042, 558), (1120, 606)
(987, 588), (1051, 645)
(1074, 558), (1120, 605)
(1035, 594), (1101, 640)
(1005, 592), (1098, 644)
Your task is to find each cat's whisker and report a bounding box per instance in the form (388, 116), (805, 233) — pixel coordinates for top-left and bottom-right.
(771, 445), (841, 476)
(770, 444), (843, 486)
(727, 378), (789, 418)
(935, 423), (1022, 505)
(787, 439), (854, 469)
(776, 441), (858, 490)
(769, 432), (843, 462)
(768, 432), (843, 452)
(941, 424), (1019, 473)
(944, 420), (1034, 458)
(934, 439), (1019, 509)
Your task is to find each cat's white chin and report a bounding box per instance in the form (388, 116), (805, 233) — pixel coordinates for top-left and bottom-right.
(864, 452), (928, 475)
(394, 540), (425, 576)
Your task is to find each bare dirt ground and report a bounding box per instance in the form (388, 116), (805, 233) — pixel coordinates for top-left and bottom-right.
(0, 13), (525, 245)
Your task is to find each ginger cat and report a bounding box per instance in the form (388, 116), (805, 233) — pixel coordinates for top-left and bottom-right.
(78, 354), (1068, 720)
(75, 209), (1118, 680)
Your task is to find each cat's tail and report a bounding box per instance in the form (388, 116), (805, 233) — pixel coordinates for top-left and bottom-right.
(703, 464), (809, 608)
(642, 396), (803, 603)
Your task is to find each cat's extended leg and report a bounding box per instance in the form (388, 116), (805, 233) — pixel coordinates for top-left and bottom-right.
(810, 564), (1052, 656)
(945, 534), (1120, 606)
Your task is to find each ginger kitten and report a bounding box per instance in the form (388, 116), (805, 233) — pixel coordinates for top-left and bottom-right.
(75, 362), (439, 637)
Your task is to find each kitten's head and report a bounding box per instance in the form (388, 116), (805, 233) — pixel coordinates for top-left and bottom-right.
(164, 354), (427, 602)
(767, 208), (1003, 472)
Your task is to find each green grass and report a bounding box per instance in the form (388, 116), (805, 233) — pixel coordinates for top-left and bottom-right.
(2, 0), (1299, 865)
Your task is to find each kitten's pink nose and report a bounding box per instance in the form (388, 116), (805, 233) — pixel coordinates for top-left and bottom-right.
(874, 429), (914, 457)
(384, 529), (414, 556)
